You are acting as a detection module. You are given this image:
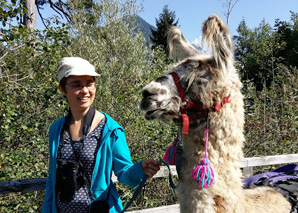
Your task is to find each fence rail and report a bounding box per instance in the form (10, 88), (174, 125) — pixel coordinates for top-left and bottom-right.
(1, 154), (298, 196)
(0, 154), (297, 212)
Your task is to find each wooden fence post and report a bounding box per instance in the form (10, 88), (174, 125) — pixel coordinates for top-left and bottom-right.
(242, 167), (254, 178)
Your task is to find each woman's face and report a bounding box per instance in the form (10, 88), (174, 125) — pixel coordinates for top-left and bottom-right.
(59, 75), (96, 112)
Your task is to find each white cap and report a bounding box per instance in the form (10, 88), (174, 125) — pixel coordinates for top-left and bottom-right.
(57, 57), (100, 82)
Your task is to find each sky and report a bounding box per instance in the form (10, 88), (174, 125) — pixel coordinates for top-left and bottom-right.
(34, 0), (298, 47)
(138, 0), (298, 46)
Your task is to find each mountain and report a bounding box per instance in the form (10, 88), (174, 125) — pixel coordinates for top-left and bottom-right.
(191, 42), (203, 52)
(134, 16), (203, 51)
(136, 16), (156, 45)
(136, 16), (203, 50)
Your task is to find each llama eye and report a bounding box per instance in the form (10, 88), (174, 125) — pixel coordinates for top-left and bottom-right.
(196, 80), (202, 85)
(155, 76), (168, 83)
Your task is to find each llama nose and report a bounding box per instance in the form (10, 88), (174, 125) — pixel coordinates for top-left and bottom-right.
(142, 90), (153, 99)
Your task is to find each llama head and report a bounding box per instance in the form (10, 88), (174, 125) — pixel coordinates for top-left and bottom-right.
(140, 15), (239, 123)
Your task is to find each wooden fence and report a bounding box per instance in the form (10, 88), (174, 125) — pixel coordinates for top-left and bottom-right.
(0, 154), (297, 212)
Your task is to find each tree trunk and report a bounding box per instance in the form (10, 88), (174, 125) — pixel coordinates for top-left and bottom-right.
(23, 0), (36, 29)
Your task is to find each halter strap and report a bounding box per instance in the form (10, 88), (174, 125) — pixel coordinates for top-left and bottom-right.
(171, 72), (186, 102)
(213, 95), (230, 112)
(169, 72), (230, 134)
(170, 72), (206, 134)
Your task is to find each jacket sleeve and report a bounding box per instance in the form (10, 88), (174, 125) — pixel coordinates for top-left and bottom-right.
(111, 128), (145, 188)
(42, 171), (53, 213)
(41, 121), (58, 213)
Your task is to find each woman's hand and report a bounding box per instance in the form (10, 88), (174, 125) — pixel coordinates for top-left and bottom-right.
(141, 160), (162, 178)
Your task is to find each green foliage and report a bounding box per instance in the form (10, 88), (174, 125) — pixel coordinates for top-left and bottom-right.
(0, 0), (24, 28)
(234, 19), (277, 90)
(234, 12), (297, 160)
(150, 5), (179, 59)
(0, 13), (70, 212)
(234, 12), (298, 91)
(274, 11), (298, 68)
(242, 65), (297, 157)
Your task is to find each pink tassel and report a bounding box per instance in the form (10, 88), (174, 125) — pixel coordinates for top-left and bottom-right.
(192, 129), (215, 190)
(163, 137), (179, 165)
(192, 156), (215, 190)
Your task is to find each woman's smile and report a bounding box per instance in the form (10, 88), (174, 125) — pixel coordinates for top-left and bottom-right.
(79, 96), (90, 103)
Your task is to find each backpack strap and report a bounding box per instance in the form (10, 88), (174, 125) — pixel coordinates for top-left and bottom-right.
(62, 106), (95, 160)
(61, 106), (95, 138)
(82, 106), (95, 137)
(63, 107), (97, 200)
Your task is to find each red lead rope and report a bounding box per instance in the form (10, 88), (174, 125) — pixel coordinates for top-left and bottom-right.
(170, 72), (230, 134)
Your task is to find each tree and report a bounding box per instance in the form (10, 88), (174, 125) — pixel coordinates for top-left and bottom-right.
(36, 0), (97, 27)
(234, 12), (298, 91)
(233, 15), (297, 160)
(234, 19), (281, 90)
(23, 0), (36, 29)
(0, 0), (72, 30)
(150, 5), (178, 58)
(0, 19), (70, 213)
(35, 0), (69, 28)
(1, 2), (70, 212)
(274, 11), (298, 68)
(220, 0), (240, 25)
(0, 0), (94, 43)
(0, 1), (23, 28)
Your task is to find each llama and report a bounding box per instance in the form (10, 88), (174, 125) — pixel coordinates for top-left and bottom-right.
(139, 15), (292, 213)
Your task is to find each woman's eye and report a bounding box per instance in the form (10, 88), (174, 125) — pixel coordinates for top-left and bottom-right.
(72, 84), (81, 88)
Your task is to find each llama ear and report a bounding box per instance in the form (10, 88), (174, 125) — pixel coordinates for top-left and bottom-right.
(167, 26), (200, 62)
(202, 14), (233, 72)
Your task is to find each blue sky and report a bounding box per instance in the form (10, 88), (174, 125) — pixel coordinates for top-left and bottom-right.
(35, 0), (297, 46)
(138, 0), (298, 44)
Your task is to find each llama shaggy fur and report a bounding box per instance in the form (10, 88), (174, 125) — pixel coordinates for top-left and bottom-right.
(140, 14), (291, 213)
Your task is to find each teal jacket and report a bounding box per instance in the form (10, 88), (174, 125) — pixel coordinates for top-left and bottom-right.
(42, 113), (145, 212)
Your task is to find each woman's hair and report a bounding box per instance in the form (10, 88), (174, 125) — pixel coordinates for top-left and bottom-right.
(59, 76), (97, 92)
(59, 77), (67, 91)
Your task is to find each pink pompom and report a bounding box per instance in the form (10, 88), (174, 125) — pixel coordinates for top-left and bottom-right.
(163, 137), (179, 165)
(192, 129), (215, 190)
(192, 156), (215, 190)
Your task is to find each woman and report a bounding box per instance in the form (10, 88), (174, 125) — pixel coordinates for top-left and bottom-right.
(42, 57), (161, 213)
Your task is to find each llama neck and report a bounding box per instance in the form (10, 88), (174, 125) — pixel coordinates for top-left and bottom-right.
(178, 127), (246, 213)
(181, 119), (245, 187)
(182, 119), (244, 169)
